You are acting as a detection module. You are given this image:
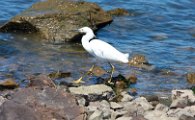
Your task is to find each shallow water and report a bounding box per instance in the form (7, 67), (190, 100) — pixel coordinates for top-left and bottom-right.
(0, 0), (195, 96)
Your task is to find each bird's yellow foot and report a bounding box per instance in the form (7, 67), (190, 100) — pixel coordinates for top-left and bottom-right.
(73, 77), (85, 84)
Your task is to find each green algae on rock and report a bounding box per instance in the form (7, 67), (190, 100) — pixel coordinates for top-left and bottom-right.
(0, 0), (112, 44)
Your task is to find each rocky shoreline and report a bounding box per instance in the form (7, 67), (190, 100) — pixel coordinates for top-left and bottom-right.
(0, 76), (195, 120)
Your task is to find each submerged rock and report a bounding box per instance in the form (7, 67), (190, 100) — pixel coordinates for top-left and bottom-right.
(107, 8), (129, 16)
(0, 0), (112, 44)
(0, 78), (18, 89)
(186, 72), (195, 84)
(128, 54), (154, 70)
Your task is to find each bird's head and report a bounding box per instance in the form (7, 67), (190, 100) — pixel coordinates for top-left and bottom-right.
(78, 27), (94, 34)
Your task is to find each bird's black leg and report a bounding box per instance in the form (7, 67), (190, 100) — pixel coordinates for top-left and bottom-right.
(108, 62), (115, 83)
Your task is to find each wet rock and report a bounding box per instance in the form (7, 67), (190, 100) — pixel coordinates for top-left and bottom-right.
(150, 32), (168, 40)
(171, 89), (195, 108)
(129, 88), (138, 96)
(107, 8), (129, 16)
(69, 84), (115, 101)
(48, 71), (71, 79)
(0, 0), (112, 44)
(125, 74), (137, 84)
(186, 72), (195, 84)
(91, 66), (107, 77)
(128, 54), (154, 70)
(0, 87), (84, 120)
(28, 74), (55, 88)
(144, 95), (159, 102)
(0, 78), (18, 89)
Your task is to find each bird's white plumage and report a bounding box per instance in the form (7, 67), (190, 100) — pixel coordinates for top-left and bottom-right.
(78, 27), (129, 63)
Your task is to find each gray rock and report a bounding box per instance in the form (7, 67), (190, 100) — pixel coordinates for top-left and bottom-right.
(0, 96), (6, 106)
(167, 105), (195, 118)
(110, 102), (123, 110)
(69, 84), (115, 101)
(127, 97), (154, 111)
(170, 98), (188, 108)
(116, 116), (132, 120)
(120, 91), (133, 102)
(179, 114), (195, 120)
(155, 103), (169, 112)
(111, 110), (127, 120)
(89, 110), (103, 120)
(144, 110), (178, 120)
(77, 97), (86, 106)
(171, 90), (195, 108)
(0, 0), (112, 44)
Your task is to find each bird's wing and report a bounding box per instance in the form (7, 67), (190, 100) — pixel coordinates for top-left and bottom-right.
(89, 39), (126, 62)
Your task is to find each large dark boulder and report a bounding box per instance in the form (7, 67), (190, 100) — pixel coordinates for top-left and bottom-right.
(0, 0), (112, 44)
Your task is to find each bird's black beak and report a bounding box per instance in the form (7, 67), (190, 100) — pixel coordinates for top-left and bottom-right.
(70, 29), (79, 32)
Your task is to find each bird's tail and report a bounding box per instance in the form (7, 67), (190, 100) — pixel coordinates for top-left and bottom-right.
(121, 53), (129, 63)
(124, 53), (129, 59)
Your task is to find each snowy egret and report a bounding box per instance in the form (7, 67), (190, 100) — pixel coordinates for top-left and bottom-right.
(74, 27), (129, 84)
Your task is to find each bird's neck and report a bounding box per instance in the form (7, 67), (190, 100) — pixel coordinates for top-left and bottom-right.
(81, 32), (95, 43)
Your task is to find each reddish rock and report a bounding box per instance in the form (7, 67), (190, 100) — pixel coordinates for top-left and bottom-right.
(0, 87), (85, 120)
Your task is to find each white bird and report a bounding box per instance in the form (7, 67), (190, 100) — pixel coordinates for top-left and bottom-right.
(74, 27), (129, 84)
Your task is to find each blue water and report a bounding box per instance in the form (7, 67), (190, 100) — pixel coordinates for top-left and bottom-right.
(0, 0), (195, 95)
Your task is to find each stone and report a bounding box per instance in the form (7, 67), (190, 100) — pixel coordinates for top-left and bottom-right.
(27, 74), (55, 88)
(0, 101), (40, 120)
(144, 110), (178, 120)
(77, 97), (87, 106)
(155, 103), (169, 112)
(0, 0), (112, 44)
(87, 100), (111, 119)
(120, 91), (134, 102)
(171, 89), (195, 108)
(122, 97), (154, 116)
(69, 84), (115, 101)
(170, 98), (188, 108)
(116, 116), (132, 120)
(0, 87), (84, 120)
(107, 8), (129, 16)
(179, 114), (194, 120)
(0, 78), (18, 89)
(111, 110), (127, 120)
(167, 106), (195, 118)
(128, 54), (154, 70)
(89, 110), (103, 120)
(150, 32), (168, 40)
(186, 73), (195, 84)
(110, 102), (123, 110)
(0, 96), (6, 106)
